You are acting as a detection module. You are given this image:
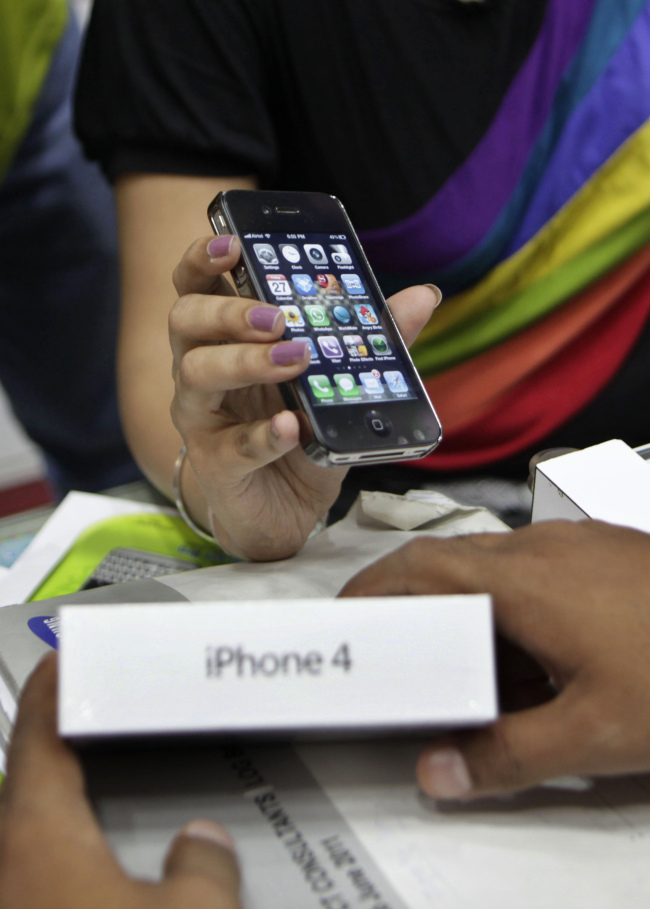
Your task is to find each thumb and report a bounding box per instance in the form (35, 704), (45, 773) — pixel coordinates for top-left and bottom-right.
(387, 283), (441, 347)
(163, 819), (241, 907)
(416, 697), (591, 799)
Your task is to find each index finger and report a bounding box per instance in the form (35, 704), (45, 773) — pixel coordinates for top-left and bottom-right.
(339, 533), (507, 598)
(337, 531), (564, 668)
(172, 235), (242, 298)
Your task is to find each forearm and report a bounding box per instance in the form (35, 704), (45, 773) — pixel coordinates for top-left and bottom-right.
(115, 172), (255, 532)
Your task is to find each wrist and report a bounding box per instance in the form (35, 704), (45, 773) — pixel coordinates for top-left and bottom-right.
(173, 445), (216, 543)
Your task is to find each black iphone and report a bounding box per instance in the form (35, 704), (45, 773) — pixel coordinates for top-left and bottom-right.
(208, 190), (442, 466)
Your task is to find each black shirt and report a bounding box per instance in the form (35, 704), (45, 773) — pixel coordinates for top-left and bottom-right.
(76, 0), (547, 229)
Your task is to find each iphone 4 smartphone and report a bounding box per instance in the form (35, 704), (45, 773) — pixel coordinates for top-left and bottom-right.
(208, 189), (442, 467)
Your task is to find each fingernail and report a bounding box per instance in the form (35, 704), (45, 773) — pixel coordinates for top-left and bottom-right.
(419, 748), (472, 799)
(181, 819), (236, 853)
(270, 340), (308, 366)
(424, 284), (443, 308)
(270, 413), (281, 439)
(207, 235), (234, 259)
(248, 305), (282, 332)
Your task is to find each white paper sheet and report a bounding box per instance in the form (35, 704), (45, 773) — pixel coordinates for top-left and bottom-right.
(158, 492), (508, 602)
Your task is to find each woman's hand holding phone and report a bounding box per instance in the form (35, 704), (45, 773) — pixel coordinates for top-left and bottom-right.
(169, 234), (438, 561)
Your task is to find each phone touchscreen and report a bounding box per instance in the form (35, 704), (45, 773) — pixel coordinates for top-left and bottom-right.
(241, 232), (418, 409)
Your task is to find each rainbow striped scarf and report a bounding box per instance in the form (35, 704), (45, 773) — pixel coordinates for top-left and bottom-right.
(359, 0), (650, 466)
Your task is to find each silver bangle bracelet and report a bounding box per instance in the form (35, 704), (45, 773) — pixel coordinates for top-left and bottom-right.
(172, 445), (216, 544)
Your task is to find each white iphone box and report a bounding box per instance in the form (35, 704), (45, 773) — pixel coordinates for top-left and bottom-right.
(532, 439), (650, 531)
(58, 596), (496, 741)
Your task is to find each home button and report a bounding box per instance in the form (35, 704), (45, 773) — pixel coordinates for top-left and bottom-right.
(365, 410), (392, 437)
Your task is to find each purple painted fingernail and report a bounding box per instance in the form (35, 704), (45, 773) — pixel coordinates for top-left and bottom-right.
(248, 306), (281, 332)
(270, 341), (308, 366)
(207, 235), (234, 259)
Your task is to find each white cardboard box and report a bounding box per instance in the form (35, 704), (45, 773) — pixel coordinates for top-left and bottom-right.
(531, 439), (650, 531)
(58, 596), (496, 740)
